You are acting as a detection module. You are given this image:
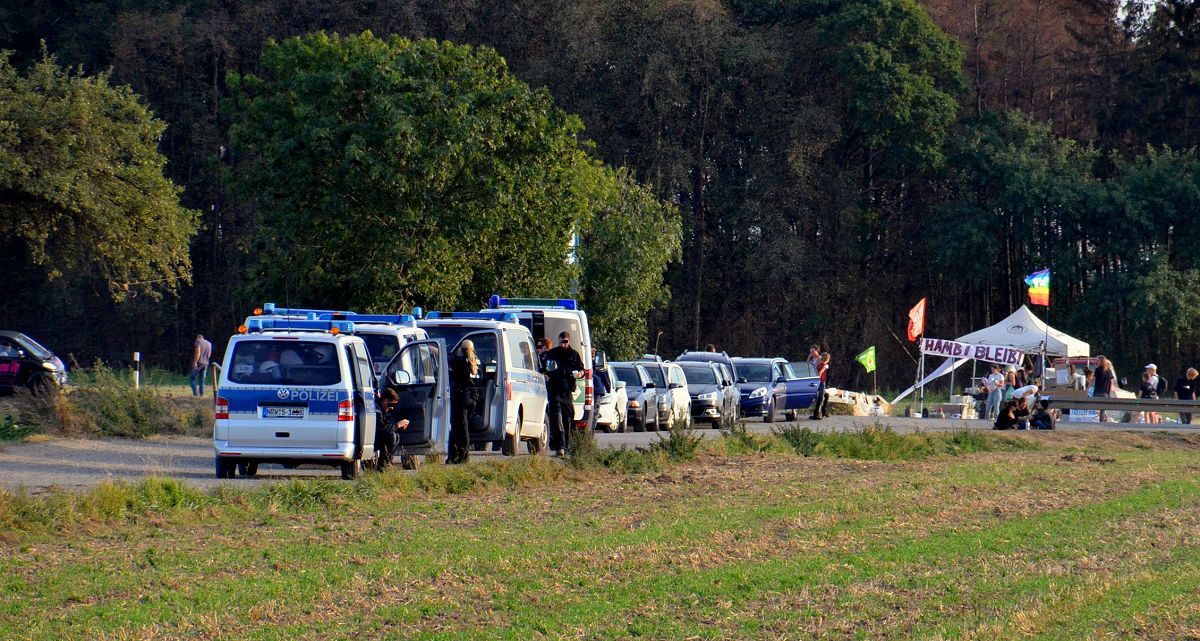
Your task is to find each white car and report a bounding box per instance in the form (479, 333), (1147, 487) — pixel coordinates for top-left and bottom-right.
(638, 360), (692, 429)
(594, 363), (628, 432)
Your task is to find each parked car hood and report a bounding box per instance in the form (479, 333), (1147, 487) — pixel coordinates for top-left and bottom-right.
(687, 383), (720, 396)
(737, 381), (772, 395)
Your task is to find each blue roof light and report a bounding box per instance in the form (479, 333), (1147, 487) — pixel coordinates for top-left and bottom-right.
(260, 302), (355, 317)
(319, 313), (418, 327)
(426, 311), (518, 323)
(487, 295), (577, 311)
(246, 318), (356, 334)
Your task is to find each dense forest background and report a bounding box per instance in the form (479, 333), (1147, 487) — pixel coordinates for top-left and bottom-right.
(3, 0), (1200, 391)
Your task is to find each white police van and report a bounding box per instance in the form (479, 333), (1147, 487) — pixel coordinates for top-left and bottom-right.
(318, 312), (429, 377)
(418, 312), (548, 455)
(483, 296), (597, 430)
(214, 317), (448, 479)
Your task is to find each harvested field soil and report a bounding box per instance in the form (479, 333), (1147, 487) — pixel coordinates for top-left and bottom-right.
(2, 432), (1199, 640)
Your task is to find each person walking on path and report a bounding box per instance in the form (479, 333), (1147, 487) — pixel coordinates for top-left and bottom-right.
(190, 334), (212, 397)
(984, 364), (1005, 420)
(447, 339), (480, 464)
(1176, 368), (1197, 424)
(545, 331), (584, 456)
(810, 352), (831, 420)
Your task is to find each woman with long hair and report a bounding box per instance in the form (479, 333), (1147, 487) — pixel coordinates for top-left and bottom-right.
(447, 339), (480, 464)
(1093, 356), (1114, 422)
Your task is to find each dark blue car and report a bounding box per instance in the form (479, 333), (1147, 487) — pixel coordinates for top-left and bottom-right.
(731, 357), (820, 422)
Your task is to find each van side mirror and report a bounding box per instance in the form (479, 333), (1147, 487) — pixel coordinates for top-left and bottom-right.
(389, 370), (413, 386)
(644, 381), (655, 389)
(485, 362), (498, 375)
(775, 376), (786, 384)
(737, 377), (747, 384)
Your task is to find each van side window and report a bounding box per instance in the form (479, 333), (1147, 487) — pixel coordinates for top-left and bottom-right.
(518, 338), (536, 371)
(352, 343), (374, 387)
(506, 332), (527, 372)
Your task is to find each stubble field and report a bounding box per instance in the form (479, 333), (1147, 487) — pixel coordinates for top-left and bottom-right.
(2, 430), (1199, 640)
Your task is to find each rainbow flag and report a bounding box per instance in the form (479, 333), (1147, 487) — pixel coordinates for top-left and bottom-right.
(1025, 269), (1050, 306)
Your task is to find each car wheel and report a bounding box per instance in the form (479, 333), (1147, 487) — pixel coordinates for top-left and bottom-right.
(214, 456), (236, 479)
(341, 458), (362, 480)
(602, 418), (618, 433)
(503, 410), (521, 457)
(632, 414), (644, 432)
(764, 399), (776, 423)
(237, 462), (259, 478)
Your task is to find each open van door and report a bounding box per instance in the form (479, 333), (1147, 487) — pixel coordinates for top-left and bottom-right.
(380, 339), (450, 462)
(454, 329), (507, 446)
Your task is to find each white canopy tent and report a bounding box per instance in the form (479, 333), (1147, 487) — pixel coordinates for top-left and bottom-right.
(954, 305), (1089, 357)
(891, 306), (1090, 405)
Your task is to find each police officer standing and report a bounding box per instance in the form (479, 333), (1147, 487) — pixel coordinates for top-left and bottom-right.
(544, 331), (584, 457)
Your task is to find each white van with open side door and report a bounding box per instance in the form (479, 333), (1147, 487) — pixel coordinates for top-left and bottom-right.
(482, 296), (596, 430)
(214, 318), (381, 480)
(418, 312), (548, 455)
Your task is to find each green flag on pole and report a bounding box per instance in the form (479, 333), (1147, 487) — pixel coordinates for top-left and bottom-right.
(855, 346), (876, 373)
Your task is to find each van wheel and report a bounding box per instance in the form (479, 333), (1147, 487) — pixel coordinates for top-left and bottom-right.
(503, 410), (521, 457)
(400, 454), (420, 470)
(341, 459), (362, 480)
(237, 462), (259, 478)
(215, 457), (236, 479)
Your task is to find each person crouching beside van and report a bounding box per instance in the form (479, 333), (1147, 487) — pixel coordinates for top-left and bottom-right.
(376, 388), (411, 469)
(448, 340), (480, 464)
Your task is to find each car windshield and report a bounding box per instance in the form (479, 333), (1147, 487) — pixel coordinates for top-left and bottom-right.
(642, 365), (666, 388)
(421, 326), (477, 354)
(360, 333), (401, 367)
(681, 365), (716, 384)
(739, 363), (772, 382)
(228, 339), (341, 386)
(613, 367), (641, 387)
(17, 334), (54, 359)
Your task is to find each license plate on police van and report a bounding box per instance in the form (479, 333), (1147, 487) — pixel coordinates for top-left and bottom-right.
(263, 407), (304, 419)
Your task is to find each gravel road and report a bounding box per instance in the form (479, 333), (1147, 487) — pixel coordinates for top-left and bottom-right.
(1, 415), (1194, 492)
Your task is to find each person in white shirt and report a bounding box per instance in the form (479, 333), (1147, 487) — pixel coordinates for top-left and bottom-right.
(984, 363), (1005, 420)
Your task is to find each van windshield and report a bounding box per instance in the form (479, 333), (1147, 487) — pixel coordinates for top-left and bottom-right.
(680, 365), (716, 384)
(738, 363), (772, 382)
(228, 339), (341, 386)
(360, 333), (401, 368)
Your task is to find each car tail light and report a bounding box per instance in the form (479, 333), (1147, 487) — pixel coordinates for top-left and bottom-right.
(584, 368), (594, 409)
(215, 397), (229, 420)
(337, 399), (354, 422)
(506, 381), (512, 401)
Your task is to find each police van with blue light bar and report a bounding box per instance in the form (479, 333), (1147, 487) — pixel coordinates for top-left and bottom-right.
(483, 296), (598, 431)
(214, 315), (449, 479)
(418, 311), (548, 455)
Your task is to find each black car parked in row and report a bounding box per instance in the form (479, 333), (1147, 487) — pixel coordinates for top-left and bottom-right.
(0, 331), (68, 393)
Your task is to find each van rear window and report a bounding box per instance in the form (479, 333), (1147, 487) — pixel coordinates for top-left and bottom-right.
(228, 340), (341, 386)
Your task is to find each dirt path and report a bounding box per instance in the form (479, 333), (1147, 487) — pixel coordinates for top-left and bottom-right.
(1, 416), (1194, 493)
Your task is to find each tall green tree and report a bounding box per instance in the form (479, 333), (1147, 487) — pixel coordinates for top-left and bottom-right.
(578, 164), (682, 359)
(227, 32), (591, 313)
(0, 51), (197, 298)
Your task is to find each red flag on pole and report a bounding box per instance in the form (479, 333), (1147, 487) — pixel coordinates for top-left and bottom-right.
(907, 298), (926, 342)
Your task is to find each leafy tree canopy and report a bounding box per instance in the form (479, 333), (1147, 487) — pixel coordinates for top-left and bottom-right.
(0, 50), (197, 299)
(227, 31), (596, 313)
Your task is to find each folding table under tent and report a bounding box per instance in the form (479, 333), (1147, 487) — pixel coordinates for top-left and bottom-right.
(892, 305), (1090, 405)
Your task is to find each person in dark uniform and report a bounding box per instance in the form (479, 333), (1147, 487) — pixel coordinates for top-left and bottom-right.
(447, 339), (480, 464)
(1176, 368), (1197, 424)
(375, 388), (411, 469)
(545, 331), (584, 456)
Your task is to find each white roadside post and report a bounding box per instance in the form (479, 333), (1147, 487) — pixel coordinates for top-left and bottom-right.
(133, 352), (141, 389)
